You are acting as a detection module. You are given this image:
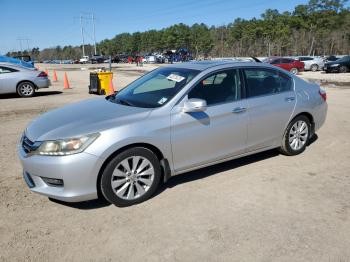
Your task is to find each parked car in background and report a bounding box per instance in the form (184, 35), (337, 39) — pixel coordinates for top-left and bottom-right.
(264, 57), (304, 74)
(296, 56), (324, 72)
(325, 55), (340, 63)
(18, 61), (327, 206)
(144, 55), (157, 63)
(0, 62), (50, 97)
(90, 55), (106, 64)
(12, 55), (34, 66)
(79, 56), (90, 64)
(324, 55), (350, 73)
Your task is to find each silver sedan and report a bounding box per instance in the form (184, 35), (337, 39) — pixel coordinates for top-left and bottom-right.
(18, 61), (327, 206)
(0, 62), (50, 97)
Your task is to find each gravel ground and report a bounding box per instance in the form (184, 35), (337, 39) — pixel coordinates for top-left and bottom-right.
(0, 63), (349, 262)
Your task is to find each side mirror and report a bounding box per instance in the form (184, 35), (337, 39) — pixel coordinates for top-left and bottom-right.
(183, 98), (207, 113)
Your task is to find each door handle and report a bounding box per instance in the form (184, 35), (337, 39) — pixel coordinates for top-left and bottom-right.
(285, 97), (295, 102)
(232, 107), (247, 113)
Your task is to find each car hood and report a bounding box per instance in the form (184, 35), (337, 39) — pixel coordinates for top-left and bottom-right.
(25, 98), (153, 141)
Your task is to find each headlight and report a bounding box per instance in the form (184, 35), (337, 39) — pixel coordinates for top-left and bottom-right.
(35, 133), (100, 156)
(330, 64), (339, 67)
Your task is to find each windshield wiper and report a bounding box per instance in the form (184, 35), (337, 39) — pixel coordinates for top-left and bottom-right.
(116, 98), (134, 106)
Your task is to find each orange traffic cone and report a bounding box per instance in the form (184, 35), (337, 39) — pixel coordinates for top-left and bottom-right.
(52, 70), (58, 82)
(63, 72), (71, 89)
(108, 76), (115, 95)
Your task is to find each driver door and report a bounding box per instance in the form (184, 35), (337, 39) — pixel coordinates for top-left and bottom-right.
(170, 68), (248, 173)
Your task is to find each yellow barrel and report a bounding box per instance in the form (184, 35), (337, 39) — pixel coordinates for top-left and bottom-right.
(97, 72), (113, 95)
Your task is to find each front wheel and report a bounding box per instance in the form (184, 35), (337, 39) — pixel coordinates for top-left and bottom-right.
(100, 147), (161, 207)
(340, 66), (348, 73)
(17, 82), (35, 97)
(279, 115), (311, 156)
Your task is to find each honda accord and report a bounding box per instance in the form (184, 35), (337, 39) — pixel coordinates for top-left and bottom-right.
(18, 61), (327, 206)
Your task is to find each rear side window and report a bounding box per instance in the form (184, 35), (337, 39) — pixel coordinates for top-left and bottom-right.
(281, 58), (293, 64)
(270, 59), (281, 64)
(0, 66), (18, 74)
(244, 68), (292, 98)
(188, 69), (241, 106)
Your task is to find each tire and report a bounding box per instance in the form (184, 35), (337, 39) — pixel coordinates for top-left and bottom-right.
(100, 147), (161, 207)
(290, 68), (298, 75)
(17, 81), (35, 97)
(279, 115), (311, 156)
(310, 64), (318, 72)
(339, 66), (348, 73)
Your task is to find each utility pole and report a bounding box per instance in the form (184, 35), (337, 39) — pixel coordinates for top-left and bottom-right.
(26, 39), (30, 51)
(92, 13), (97, 55)
(77, 13), (97, 56)
(80, 15), (85, 57)
(17, 39), (23, 52)
(17, 38), (31, 53)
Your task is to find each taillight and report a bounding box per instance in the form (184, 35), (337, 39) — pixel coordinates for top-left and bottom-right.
(37, 71), (48, 77)
(319, 88), (327, 101)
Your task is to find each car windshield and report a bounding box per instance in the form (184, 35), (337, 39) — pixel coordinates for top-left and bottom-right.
(108, 67), (199, 108)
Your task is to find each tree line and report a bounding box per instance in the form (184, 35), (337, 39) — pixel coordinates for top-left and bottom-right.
(6, 0), (350, 61)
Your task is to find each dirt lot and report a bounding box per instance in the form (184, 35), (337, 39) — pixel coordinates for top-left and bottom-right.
(0, 63), (350, 262)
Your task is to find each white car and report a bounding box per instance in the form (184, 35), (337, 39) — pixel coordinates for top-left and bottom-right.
(79, 56), (90, 64)
(296, 56), (325, 72)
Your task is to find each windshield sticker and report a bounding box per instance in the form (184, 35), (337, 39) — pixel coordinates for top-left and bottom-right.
(158, 97), (168, 105)
(167, 73), (185, 82)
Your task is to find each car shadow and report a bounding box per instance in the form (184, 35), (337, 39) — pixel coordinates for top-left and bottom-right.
(154, 149), (280, 197)
(50, 134), (318, 209)
(0, 91), (62, 99)
(48, 197), (111, 210)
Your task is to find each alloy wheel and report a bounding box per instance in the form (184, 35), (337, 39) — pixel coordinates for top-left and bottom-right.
(20, 84), (34, 96)
(289, 120), (309, 151)
(110, 156), (155, 200)
(290, 68), (298, 75)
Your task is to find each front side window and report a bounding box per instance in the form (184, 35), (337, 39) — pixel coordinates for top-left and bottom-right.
(188, 69), (241, 105)
(109, 67), (199, 108)
(244, 68), (292, 98)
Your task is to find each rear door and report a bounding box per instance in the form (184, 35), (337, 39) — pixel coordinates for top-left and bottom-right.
(0, 66), (20, 94)
(242, 68), (296, 151)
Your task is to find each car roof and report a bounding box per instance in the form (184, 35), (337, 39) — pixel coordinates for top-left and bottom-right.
(165, 60), (269, 71)
(0, 62), (34, 71)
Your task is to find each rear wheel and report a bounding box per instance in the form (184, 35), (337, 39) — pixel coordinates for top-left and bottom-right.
(100, 147), (161, 207)
(17, 82), (35, 97)
(310, 64), (318, 72)
(290, 68), (298, 75)
(340, 66), (348, 73)
(279, 115), (311, 156)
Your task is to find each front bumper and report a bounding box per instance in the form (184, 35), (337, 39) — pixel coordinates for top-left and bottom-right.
(324, 66), (340, 73)
(18, 145), (103, 202)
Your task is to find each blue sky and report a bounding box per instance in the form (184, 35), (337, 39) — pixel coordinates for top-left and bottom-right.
(0, 0), (309, 54)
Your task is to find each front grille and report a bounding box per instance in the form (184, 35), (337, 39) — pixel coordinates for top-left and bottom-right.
(22, 135), (41, 154)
